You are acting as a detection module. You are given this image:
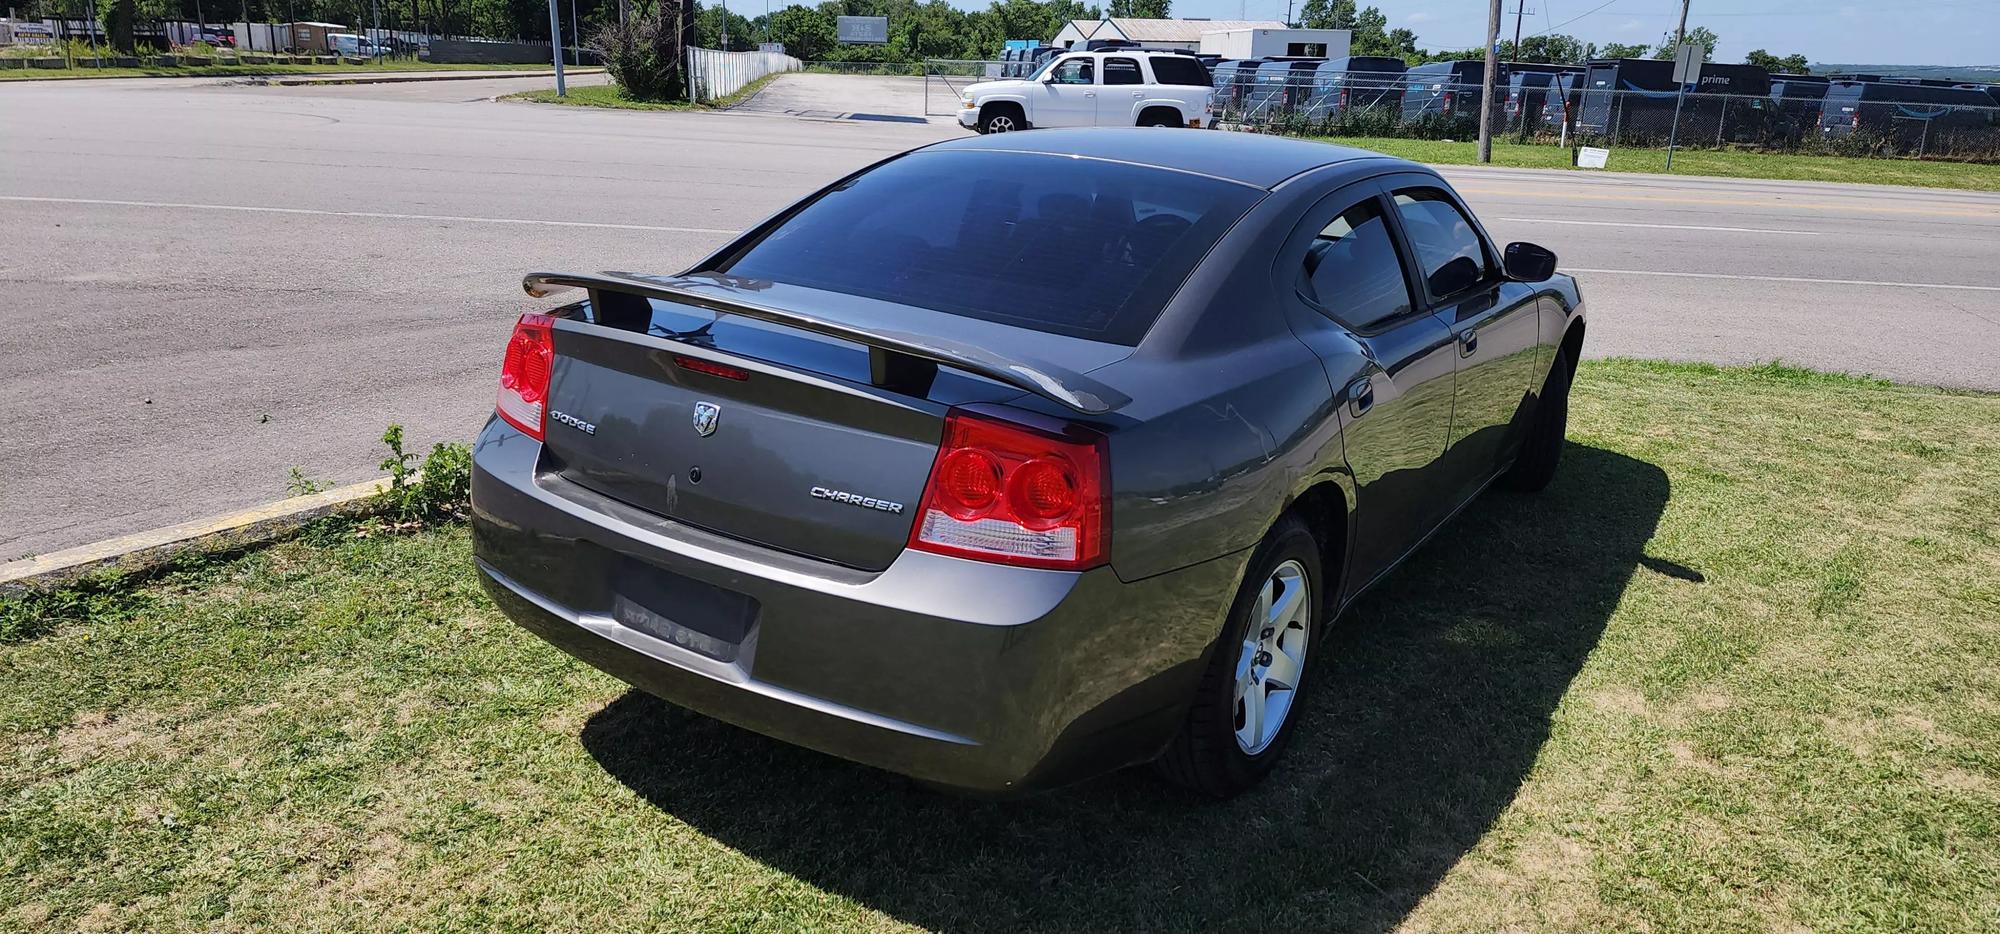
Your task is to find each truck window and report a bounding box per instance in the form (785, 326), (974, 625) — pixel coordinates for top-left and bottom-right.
(1103, 58), (1142, 85)
(1149, 56), (1211, 86)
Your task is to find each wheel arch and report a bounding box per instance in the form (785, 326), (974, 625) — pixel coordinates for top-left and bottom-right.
(1281, 477), (1351, 615)
(979, 99), (1027, 126)
(1558, 317), (1586, 376)
(1137, 104), (1185, 126)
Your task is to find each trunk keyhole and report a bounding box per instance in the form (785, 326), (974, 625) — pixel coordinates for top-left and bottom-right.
(688, 466), (702, 484)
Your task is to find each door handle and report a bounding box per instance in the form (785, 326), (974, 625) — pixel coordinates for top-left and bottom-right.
(1084, 92), (1096, 98)
(1345, 378), (1374, 418)
(1458, 329), (1479, 358)
(1132, 91), (1143, 98)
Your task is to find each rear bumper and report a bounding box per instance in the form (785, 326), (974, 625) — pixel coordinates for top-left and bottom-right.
(469, 419), (1249, 793)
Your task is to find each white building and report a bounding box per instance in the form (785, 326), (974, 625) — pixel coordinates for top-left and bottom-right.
(1050, 18), (1288, 52)
(1199, 27), (1350, 60)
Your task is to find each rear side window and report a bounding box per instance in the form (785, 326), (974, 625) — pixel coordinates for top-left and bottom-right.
(1298, 199), (1412, 330)
(1149, 56), (1211, 86)
(717, 151), (1262, 345)
(1391, 188), (1489, 296)
(1103, 58), (1142, 85)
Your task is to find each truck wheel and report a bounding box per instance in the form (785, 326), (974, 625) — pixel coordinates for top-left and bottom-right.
(1155, 516), (1323, 798)
(979, 107), (1024, 134)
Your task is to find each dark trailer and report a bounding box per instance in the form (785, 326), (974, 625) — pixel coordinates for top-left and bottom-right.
(1767, 74), (1830, 143)
(1401, 60), (1489, 124)
(1209, 59), (1262, 118)
(1504, 66), (1583, 132)
(1300, 56), (1408, 119)
(1574, 58), (1772, 144)
(1245, 58), (1324, 121)
(1818, 80), (2000, 153)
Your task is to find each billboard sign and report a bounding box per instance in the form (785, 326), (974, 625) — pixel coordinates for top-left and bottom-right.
(837, 16), (888, 45)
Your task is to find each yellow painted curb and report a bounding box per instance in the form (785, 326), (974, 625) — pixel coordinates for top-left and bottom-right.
(0, 477), (395, 591)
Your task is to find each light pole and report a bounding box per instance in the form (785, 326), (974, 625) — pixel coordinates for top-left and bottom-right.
(547, 0), (566, 95)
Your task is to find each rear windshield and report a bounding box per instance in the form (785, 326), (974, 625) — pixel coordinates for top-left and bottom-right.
(1149, 55), (1211, 86)
(715, 150), (1261, 345)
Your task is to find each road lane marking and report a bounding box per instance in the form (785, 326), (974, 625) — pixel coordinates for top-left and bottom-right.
(0, 195), (737, 234)
(1566, 267), (2000, 293)
(1495, 217), (1820, 235)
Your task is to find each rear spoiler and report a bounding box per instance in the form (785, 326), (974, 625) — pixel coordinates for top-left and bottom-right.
(522, 272), (1130, 416)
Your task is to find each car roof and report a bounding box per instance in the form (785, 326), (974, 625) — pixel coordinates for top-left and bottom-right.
(925, 129), (1410, 190)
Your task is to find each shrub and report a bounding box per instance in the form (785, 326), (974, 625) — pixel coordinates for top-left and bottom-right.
(376, 424), (472, 524)
(594, 0), (695, 102)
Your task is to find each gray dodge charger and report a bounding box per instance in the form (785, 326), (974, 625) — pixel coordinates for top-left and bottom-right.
(471, 129), (1585, 797)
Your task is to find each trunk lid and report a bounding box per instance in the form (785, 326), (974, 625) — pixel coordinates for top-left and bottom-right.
(537, 278), (1130, 572)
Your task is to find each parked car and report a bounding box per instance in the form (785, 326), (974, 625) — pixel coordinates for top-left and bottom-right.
(959, 50), (1214, 132)
(474, 130), (1585, 797)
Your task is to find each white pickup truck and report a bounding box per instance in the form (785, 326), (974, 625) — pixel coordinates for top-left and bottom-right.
(958, 50), (1216, 133)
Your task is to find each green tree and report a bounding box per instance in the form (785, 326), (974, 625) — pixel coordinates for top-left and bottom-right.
(1744, 48), (1810, 73)
(1108, 0), (1167, 18)
(766, 4), (835, 59)
(1597, 41), (1649, 59)
(1296, 0), (1355, 30)
(1652, 25), (1718, 61)
(1500, 32), (1587, 64)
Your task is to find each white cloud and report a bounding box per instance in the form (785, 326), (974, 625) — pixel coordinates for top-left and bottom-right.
(1614, 18), (1645, 33)
(1406, 12), (1436, 24)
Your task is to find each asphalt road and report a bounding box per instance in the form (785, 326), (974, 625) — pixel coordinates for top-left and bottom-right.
(2, 73), (1998, 561)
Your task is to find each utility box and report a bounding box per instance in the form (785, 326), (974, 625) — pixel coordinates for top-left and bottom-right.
(1199, 28), (1349, 60)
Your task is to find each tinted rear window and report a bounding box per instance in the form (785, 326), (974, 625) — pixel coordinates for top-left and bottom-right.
(715, 151), (1260, 345)
(1150, 56), (1211, 86)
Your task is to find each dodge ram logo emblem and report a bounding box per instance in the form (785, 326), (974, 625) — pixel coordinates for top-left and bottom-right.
(692, 401), (720, 437)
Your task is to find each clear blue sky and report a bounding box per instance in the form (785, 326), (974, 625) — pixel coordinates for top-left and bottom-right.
(1120, 0), (2000, 66)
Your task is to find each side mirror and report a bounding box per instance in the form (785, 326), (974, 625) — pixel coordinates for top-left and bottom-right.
(1427, 255), (1482, 296)
(1503, 241), (1558, 281)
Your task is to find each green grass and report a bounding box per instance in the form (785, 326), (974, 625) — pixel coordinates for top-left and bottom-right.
(4, 359), (1999, 931)
(1324, 135), (2000, 192)
(504, 72), (782, 112)
(0, 60), (583, 82)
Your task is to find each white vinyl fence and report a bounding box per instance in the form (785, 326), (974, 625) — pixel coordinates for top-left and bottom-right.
(685, 47), (802, 103)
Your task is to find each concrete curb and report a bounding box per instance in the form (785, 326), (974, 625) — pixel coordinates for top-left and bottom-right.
(0, 477), (394, 593)
(263, 68), (603, 87)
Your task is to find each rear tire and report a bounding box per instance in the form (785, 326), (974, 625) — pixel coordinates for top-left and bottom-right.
(1503, 347), (1572, 492)
(1156, 516), (1323, 798)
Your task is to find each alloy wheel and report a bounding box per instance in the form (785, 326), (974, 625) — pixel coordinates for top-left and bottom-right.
(1232, 559), (1311, 754)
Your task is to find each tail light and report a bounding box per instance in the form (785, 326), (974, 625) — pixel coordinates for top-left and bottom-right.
(1851, 113), (1860, 128)
(909, 408), (1107, 571)
(1443, 93), (1454, 115)
(495, 313), (555, 440)
(1339, 88), (1349, 109)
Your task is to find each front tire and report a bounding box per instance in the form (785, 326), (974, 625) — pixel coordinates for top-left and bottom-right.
(978, 107), (1024, 134)
(1503, 347), (1572, 492)
(1156, 516), (1323, 797)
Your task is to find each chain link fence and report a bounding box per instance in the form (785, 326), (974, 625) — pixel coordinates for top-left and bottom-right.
(1220, 73), (2000, 162)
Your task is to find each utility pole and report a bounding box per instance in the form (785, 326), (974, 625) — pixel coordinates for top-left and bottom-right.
(1674, 0), (1690, 50)
(1510, 4), (1533, 59)
(570, 0), (579, 63)
(1478, 0), (1500, 163)
(547, 0), (565, 95)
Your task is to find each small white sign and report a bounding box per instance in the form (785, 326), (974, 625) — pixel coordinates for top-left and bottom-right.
(1577, 146), (1610, 169)
(1671, 42), (1704, 85)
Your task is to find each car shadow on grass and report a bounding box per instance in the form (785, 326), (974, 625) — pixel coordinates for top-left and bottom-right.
(580, 442), (1672, 932)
